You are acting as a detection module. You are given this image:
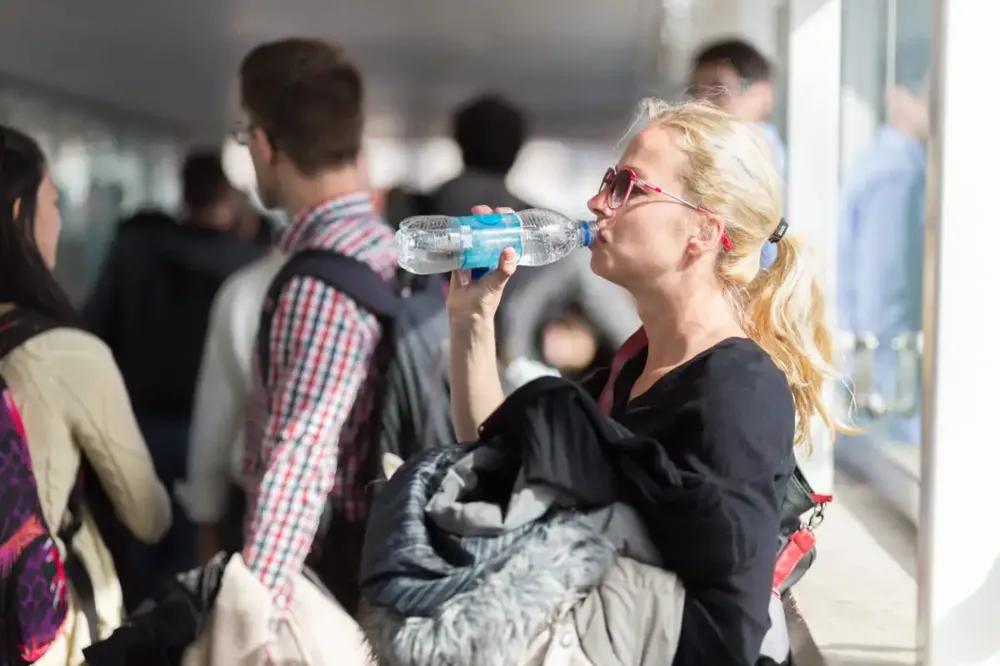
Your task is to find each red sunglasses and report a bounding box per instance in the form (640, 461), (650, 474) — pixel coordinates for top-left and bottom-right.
(598, 167), (732, 251)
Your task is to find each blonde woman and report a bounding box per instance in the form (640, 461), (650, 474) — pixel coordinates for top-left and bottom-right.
(363, 100), (843, 666)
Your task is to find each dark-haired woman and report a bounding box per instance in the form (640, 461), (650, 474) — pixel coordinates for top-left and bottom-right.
(0, 125), (170, 665)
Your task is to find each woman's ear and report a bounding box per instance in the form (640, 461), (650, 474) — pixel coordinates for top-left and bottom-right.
(690, 215), (725, 256)
(706, 215), (727, 250)
(11, 197), (20, 221)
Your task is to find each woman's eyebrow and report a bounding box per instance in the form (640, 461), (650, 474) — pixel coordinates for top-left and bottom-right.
(621, 163), (647, 179)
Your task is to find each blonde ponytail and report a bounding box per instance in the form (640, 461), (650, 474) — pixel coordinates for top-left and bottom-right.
(740, 236), (843, 448)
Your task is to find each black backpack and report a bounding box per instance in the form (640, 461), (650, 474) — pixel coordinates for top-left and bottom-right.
(257, 249), (454, 612)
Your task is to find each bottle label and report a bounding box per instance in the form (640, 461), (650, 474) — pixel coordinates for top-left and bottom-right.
(456, 212), (523, 270)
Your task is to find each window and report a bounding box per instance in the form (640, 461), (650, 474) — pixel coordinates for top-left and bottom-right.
(836, 0), (931, 497)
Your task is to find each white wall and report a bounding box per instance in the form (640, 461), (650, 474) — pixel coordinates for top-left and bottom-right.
(918, 1), (1000, 662)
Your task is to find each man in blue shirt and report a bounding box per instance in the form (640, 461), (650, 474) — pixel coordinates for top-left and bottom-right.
(689, 39), (786, 267)
(838, 78), (928, 444)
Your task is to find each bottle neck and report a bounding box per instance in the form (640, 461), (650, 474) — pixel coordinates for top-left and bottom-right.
(579, 219), (598, 247)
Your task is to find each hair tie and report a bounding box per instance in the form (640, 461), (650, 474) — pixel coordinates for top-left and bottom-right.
(768, 218), (788, 243)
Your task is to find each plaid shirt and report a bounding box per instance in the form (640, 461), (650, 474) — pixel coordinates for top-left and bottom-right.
(241, 192), (397, 611)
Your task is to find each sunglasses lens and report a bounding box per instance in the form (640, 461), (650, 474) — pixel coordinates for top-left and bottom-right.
(610, 170), (632, 208)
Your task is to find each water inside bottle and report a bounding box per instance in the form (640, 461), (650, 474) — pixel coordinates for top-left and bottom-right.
(396, 216), (463, 274)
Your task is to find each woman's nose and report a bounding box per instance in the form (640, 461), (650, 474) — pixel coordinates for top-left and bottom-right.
(587, 188), (613, 217)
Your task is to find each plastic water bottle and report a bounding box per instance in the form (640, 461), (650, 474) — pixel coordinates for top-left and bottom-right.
(395, 208), (597, 275)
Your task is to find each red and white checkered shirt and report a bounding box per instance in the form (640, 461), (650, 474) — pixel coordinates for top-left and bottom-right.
(241, 192), (397, 611)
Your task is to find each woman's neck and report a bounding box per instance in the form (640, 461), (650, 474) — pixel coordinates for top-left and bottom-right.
(633, 281), (743, 374)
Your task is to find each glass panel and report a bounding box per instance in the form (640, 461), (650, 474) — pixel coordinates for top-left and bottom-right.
(837, 0), (931, 477)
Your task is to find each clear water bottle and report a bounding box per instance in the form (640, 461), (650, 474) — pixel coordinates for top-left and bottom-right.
(395, 208), (597, 275)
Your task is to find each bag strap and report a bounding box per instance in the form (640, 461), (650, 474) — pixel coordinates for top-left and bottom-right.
(257, 249), (400, 382)
(0, 309), (56, 361)
(597, 327), (648, 416)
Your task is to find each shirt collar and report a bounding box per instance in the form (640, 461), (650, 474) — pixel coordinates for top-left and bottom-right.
(280, 191), (375, 252)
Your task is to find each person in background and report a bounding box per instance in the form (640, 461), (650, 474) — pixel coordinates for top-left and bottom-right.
(83, 149), (264, 606)
(433, 94), (640, 371)
(233, 189), (277, 246)
(234, 37), (396, 621)
(690, 38), (785, 267)
(837, 49), (929, 446)
(382, 186), (433, 230)
(0, 125), (170, 664)
(432, 94), (531, 215)
(178, 245), (286, 563)
(430, 94), (534, 351)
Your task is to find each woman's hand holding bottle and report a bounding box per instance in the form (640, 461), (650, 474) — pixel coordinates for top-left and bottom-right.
(446, 205), (519, 331)
(447, 206), (516, 442)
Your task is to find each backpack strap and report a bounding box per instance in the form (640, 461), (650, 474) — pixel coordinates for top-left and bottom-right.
(596, 327), (648, 416)
(0, 309), (55, 359)
(257, 249), (400, 382)
(0, 308), (101, 643)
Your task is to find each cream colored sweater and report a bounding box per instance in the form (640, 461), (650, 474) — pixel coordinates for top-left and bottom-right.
(0, 327), (171, 665)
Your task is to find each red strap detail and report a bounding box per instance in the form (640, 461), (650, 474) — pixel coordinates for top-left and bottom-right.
(809, 493), (834, 505)
(772, 527), (816, 595)
(597, 328), (648, 416)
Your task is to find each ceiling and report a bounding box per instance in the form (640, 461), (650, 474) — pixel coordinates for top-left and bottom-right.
(0, 0), (666, 139)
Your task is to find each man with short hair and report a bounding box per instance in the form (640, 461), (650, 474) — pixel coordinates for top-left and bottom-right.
(234, 38), (396, 616)
(180, 151), (243, 231)
(690, 38), (786, 267)
(690, 38), (784, 173)
(432, 94), (530, 215)
(84, 149), (263, 607)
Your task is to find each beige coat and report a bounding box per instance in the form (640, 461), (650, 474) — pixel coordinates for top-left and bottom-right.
(0, 328), (172, 665)
(182, 555), (373, 665)
(520, 558), (685, 666)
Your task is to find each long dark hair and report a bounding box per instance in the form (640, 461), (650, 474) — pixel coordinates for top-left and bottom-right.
(0, 125), (80, 327)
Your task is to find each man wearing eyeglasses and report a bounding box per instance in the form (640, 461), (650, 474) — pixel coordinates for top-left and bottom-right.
(232, 38), (396, 632)
(689, 39), (786, 268)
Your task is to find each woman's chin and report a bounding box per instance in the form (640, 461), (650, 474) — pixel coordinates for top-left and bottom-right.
(588, 246), (611, 279)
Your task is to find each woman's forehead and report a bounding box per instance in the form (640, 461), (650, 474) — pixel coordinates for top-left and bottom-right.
(619, 126), (685, 181)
